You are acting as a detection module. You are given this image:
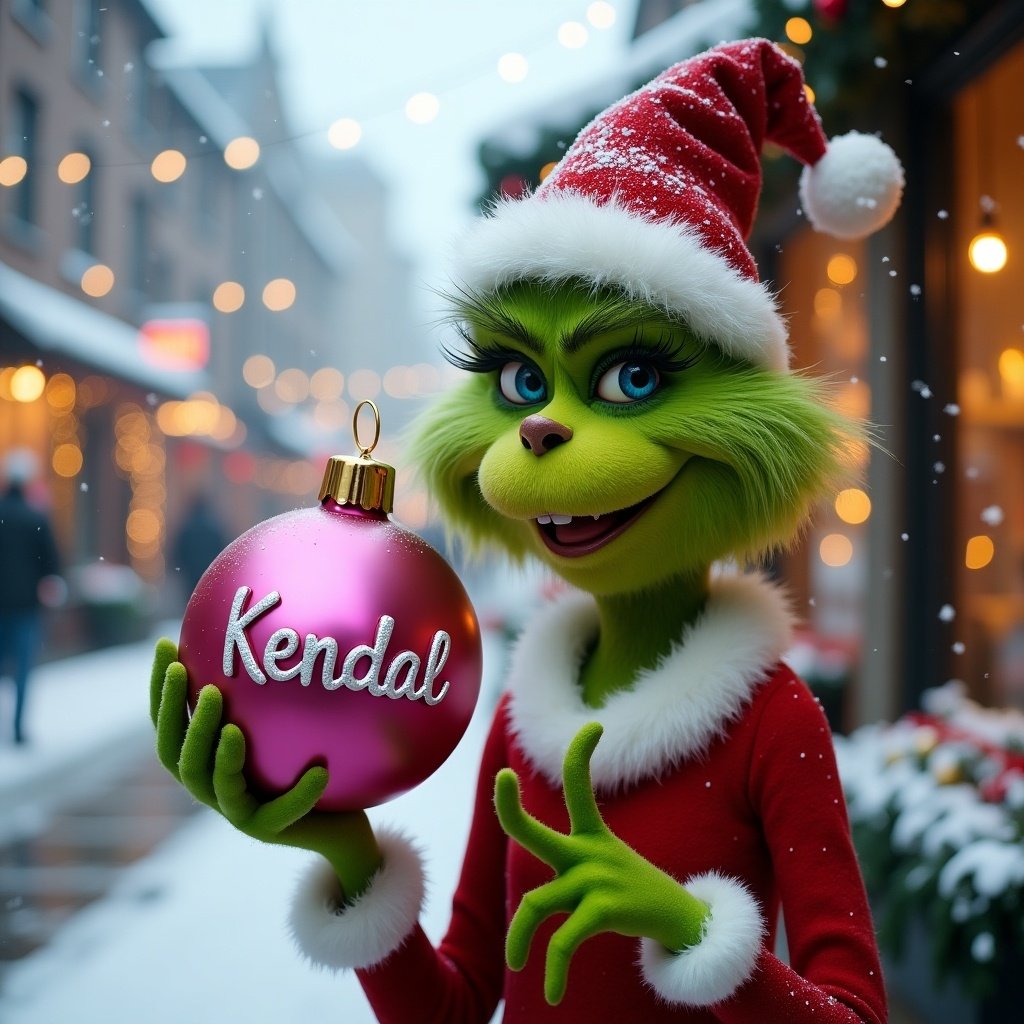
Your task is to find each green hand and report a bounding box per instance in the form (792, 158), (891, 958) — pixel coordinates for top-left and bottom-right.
(495, 722), (710, 1005)
(150, 640), (381, 901)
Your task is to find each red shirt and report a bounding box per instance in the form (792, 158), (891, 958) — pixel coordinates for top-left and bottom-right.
(357, 665), (886, 1023)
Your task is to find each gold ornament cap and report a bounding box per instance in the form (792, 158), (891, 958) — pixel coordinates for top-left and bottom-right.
(318, 400), (395, 513)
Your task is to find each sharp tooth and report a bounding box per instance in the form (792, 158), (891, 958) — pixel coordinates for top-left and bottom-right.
(536, 514), (552, 525)
(592, 514), (601, 520)
(550, 514), (572, 526)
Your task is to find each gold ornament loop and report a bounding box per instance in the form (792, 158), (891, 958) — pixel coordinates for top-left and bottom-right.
(352, 399), (381, 458)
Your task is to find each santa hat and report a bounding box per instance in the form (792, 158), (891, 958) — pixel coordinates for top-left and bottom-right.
(452, 38), (904, 372)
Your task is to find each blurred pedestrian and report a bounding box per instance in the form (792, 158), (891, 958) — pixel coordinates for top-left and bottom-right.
(0, 449), (64, 745)
(171, 494), (228, 602)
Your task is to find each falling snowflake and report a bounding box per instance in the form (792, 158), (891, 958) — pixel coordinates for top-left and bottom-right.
(937, 209), (949, 220)
(874, 57), (888, 69)
(952, 642), (966, 655)
(943, 403), (960, 416)
(938, 604), (956, 622)
(981, 505), (1004, 526)
(910, 284), (922, 297)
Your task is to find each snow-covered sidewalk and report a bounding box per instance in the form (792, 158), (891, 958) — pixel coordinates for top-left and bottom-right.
(0, 630), (504, 1023)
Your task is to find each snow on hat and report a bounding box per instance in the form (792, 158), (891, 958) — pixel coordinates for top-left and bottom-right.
(452, 38), (904, 372)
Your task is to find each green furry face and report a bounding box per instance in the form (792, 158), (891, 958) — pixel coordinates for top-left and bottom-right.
(412, 281), (855, 598)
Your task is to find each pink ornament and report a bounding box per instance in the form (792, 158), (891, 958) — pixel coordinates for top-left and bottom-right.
(179, 424), (482, 811)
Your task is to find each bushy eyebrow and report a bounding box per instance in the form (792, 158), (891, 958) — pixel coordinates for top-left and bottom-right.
(440, 282), (683, 357)
(560, 301), (670, 355)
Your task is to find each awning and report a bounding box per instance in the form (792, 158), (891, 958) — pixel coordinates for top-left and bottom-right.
(0, 260), (209, 398)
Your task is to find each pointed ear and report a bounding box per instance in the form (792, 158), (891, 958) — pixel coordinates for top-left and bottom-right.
(407, 378), (532, 560)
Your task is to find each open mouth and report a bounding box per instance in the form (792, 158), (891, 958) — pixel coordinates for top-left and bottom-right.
(533, 492), (659, 558)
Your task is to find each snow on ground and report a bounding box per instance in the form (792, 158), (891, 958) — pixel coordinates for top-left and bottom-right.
(0, 624), (508, 1023)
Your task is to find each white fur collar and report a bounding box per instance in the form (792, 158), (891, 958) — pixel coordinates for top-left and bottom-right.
(505, 573), (795, 792)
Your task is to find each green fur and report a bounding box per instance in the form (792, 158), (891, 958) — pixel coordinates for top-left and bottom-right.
(413, 279), (859, 587)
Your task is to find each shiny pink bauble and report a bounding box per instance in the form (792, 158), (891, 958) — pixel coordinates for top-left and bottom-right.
(178, 500), (482, 811)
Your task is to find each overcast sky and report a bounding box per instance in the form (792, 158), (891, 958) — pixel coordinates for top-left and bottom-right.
(145, 0), (638, 287)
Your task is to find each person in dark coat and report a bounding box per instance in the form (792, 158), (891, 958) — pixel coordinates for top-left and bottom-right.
(170, 494), (228, 603)
(0, 449), (63, 745)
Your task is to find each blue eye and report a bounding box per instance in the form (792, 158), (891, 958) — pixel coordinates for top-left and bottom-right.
(596, 360), (660, 403)
(499, 361), (547, 405)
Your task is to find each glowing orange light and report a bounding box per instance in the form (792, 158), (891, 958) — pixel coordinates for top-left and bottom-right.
(10, 365), (46, 403)
(57, 152), (91, 184)
(827, 254), (858, 285)
(224, 137), (260, 171)
(151, 150), (187, 183)
(820, 533), (854, 567)
(965, 535), (994, 570)
(786, 17), (813, 45)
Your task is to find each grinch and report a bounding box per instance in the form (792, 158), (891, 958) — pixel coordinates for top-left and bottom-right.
(151, 39), (903, 1022)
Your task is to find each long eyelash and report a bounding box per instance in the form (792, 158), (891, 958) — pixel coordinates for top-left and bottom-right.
(613, 331), (703, 373)
(441, 326), (528, 374)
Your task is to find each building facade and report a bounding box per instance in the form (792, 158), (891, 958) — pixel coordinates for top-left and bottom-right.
(0, 0), (410, 651)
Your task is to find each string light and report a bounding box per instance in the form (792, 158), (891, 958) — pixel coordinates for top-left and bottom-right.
(224, 136), (260, 170)
(212, 281), (245, 313)
(586, 2), (616, 29)
(881, 0), (907, 8)
(151, 149), (186, 182)
(328, 118), (362, 150)
(497, 53), (529, 83)
(242, 354), (275, 388)
(0, 155), (28, 186)
(405, 93), (440, 124)
(262, 278), (296, 311)
(81, 263), (115, 297)
(557, 21), (588, 48)
(57, 152), (91, 184)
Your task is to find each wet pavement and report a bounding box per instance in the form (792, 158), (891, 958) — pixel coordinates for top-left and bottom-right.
(0, 740), (199, 982)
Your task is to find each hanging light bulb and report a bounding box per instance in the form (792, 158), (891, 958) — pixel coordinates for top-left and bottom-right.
(968, 226), (1007, 273)
(968, 194), (1007, 274)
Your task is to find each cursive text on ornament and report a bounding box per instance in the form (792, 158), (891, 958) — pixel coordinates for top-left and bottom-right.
(222, 586), (451, 705)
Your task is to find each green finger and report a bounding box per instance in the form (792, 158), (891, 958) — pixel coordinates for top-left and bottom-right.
(250, 765), (329, 836)
(544, 900), (606, 1005)
(149, 639), (179, 729)
(213, 724), (258, 824)
(494, 768), (571, 869)
(506, 874), (584, 972)
(562, 723), (605, 835)
(178, 684), (222, 807)
(155, 662), (189, 782)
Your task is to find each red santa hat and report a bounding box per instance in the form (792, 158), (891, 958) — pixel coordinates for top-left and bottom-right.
(452, 38), (904, 372)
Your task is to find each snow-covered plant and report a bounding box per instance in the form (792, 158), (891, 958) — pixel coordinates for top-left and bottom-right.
(835, 682), (1024, 997)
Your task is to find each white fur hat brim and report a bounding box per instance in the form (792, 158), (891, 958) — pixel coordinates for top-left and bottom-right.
(450, 191), (790, 373)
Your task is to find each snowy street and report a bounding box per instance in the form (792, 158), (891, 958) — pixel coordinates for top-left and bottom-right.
(0, 631), (504, 1023)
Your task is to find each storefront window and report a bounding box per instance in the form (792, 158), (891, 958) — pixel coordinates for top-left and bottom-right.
(775, 228), (872, 728)
(953, 41), (1024, 709)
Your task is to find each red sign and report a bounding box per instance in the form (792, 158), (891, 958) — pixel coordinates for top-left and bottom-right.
(139, 319), (210, 371)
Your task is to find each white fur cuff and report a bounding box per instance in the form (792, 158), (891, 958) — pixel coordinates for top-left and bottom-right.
(287, 829), (425, 971)
(638, 872), (765, 1007)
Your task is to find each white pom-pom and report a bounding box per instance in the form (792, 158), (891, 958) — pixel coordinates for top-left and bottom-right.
(799, 131), (904, 240)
